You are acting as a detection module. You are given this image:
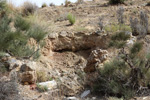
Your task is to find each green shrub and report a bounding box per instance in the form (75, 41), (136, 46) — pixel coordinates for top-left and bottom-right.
(109, 31), (130, 48)
(41, 3), (47, 8)
(109, 0), (126, 4)
(130, 42), (143, 55)
(27, 25), (47, 42)
(36, 83), (48, 92)
(0, 0), (7, 12)
(105, 24), (131, 33)
(14, 16), (31, 31)
(0, 0), (7, 17)
(67, 13), (76, 25)
(0, 14), (47, 59)
(92, 40), (150, 99)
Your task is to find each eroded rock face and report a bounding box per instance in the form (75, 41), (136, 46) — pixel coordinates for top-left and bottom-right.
(45, 32), (109, 52)
(84, 49), (108, 73)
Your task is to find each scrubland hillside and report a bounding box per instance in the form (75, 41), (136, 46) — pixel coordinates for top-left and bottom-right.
(1, 0), (150, 100)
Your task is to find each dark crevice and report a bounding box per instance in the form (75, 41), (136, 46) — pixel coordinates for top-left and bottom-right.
(53, 47), (92, 53)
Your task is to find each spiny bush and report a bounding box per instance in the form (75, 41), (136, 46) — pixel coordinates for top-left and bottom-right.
(67, 13), (76, 25)
(109, 0), (126, 4)
(22, 1), (38, 16)
(109, 31), (130, 48)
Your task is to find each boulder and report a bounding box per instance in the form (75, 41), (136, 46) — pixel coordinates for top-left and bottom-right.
(19, 61), (37, 84)
(48, 33), (58, 39)
(60, 84), (76, 96)
(81, 90), (91, 98)
(59, 31), (68, 37)
(38, 80), (57, 90)
(84, 49), (108, 73)
(3, 58), (23, 70)
(19, 71), (37, 84)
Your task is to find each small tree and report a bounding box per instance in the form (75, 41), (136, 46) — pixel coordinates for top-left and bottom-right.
(0, 13), (47, 59)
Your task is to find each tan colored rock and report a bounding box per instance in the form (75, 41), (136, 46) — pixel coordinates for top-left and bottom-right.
(60, 84), (76, 96)
(84, 49), (108, 73)
(5, 58), (23, 70)
(19, 71), (36, 84)
(49, 33), (109, 52)
(19, 61), (37, 84)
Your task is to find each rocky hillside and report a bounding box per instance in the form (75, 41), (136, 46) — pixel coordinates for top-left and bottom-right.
(1, 0), (150, 100)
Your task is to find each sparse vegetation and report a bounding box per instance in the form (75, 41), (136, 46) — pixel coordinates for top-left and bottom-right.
(67, 13), (76, 25)
(74, 26), (87, 32)
(36, 83), (48, 92)
(109, 31), (130, 48)
(36, 71), (48, 82)
(105, 24), (131, 33)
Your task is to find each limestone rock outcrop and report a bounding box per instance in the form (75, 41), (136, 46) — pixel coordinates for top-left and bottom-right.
(84, 49), (108, 73)
(46, 32), (109, 52)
